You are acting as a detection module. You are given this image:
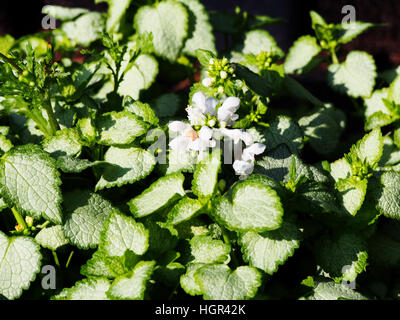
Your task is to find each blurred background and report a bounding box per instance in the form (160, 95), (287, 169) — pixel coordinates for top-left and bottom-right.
(1, 0), (399, 70)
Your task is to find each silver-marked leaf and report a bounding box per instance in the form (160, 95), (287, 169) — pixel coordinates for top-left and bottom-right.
(192, 148), (221, 198)
(0, 232), (42, 299)
(54, 278), (111, 300)
(328, 51), (376, 98)
(239, 220), (302, 275)
(129, 172), (185, 218)
(134, 1), (188, 61)
(194, 264), (262, 300)
(96, 146), (156, 191)
(96, 111), (148, 146)
(107, 261), (155, 300)
(35, 225), (69, 251)
(284, 35), (321, 74)
(212, 180), (283, 232)
(100, 211), (149, 257)
(43, 128), (82, 158)
(167, 197), (203, 225)
(63, 190), (117, 249)
(0, 145), (62, 224)
(190, 235), (230, 264)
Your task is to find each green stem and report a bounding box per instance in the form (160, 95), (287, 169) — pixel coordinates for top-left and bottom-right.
(52, 251), (60, 268)
(330, 46), (339, 64)
(43, 90), (60, 134)
(0, 52), (23, 73)
(65, 251), (74, 269)
(11, 207), (28, 231)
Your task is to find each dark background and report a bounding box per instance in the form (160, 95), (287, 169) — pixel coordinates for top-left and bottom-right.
(1, 0), (399, 69)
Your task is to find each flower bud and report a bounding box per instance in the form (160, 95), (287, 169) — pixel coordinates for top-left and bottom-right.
(208, 119), (216, 127)
(217, 86), (224, 95)
(220, 71), (228, 79)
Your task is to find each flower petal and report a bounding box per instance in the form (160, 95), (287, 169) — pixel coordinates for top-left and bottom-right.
(205, 97), (218, 115)
(192, 92), (207, 113)
(169, 121), (190, 132)
(198, 126), (213, 141)
(221, 96), (240, 112)
(233, 160), (254, 176)
(169, 136), (190, 151)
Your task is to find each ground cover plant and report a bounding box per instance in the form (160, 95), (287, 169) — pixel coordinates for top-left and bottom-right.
(1, 0), (400, 300)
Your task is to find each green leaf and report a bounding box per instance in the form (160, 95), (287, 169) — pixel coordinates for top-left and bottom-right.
(0, 232), (42, 299)
(190, 235), (230, 264)
(194, 264), (262, 300)
(180, 262), (205, 296)
(192, 148), (221, 198)
(195, 49), (216, 66)
(63, 190), (117, 249)
(166, 197), (203, 225)
(134, 0), (188, 61)
(118, 54), (158, 100)
(54, 278), (111, 300)
(95, 0), (133, 32)
(233, 63), (270, 97)
(107, 261), (155, 300)
(254, 144), (312, 183)
(95, 146), (156, 191)
(212, 180), (283, 232)
(338, 22), (377, 44)
(0, 34), (15, 55)
(56, 156), (106, 173)
(95, 111), (148, 146)
(35, 225), (69, 250)
(299, 107), (345, 155)
(160, 149), (197, 175)
(0, 145), (62, 224)
(100, 211), (149, 257)
(239, 220), (302, 275)
(327, 51), (376, 98)
(129, 172), (185, 218)
(263, 116), (303, 154)
(353, 128), (383, 166)
(43, 128), (82, 158)
(374, 171), (400, 220)
(178, 0), (216, 56)
(80, 250), (115, 279)
(61, 12), (105, 47)
(123, 97), (159, 126)
(143, 219), (178, 256)
(240, 30), (284, 58)
(365, 112), (394, 131)
(42, 5), (89, 21)
(306, 278), (368, 300)
(388, 74), (400, 105)
(330, 158), (352, 182)
(316, 233), (368, 282)
(0, 135), (13, 154)
(284, 35), (321, 74)
(335, 177), (368, 216)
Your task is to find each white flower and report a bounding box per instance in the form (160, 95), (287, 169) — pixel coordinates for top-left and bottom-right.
(241, 143), (266, 162)
(202, 77), (214, 87)
(188, 126), (217, 160)
(168, 121), (196, 152)
(192, 92), (218, 115)
(215, 128), (253, 145)
(217, 96), (240, 125)
(187, 92), (218, 126)
(168, 122), (216, 160)
(233, 160), (254, 179)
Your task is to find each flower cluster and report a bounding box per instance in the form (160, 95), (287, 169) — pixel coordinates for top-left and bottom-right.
(168, 92), (266, 178)
(201, 58), (235, 94)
